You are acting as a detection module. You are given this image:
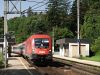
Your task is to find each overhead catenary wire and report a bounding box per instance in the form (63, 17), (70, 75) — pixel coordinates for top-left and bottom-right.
(22, 0), (48, 14)
(31, 2), (48, 11)
(27, 0), (46, 3)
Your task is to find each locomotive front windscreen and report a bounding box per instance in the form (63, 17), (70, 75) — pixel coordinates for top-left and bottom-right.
(34, 38), (49, 48)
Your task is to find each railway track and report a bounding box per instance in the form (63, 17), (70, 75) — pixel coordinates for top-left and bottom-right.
(36, 65), (71, 75)
(25, 58), (73, 75)
(53, 57), (100, 75)
(72, 62), (100, 75)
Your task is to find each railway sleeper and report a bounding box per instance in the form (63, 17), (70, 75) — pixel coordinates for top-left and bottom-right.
(72, 63), (100, 75)
(71, 67), (98, 75)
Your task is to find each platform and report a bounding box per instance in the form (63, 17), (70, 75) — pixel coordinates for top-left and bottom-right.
(53, 55), (100, 67)
(0, 57), (40, 75)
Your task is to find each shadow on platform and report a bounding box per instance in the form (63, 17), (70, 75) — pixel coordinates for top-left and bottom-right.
(0, 68), (41, 75)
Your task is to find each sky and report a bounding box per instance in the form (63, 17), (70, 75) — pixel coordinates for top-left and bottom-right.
(0, 0), (3, 16)
(0, 0), (48, 19)
(0, 0), (73, 19)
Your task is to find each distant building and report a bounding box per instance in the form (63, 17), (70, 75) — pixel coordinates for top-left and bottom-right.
(56, 38), (89, 58)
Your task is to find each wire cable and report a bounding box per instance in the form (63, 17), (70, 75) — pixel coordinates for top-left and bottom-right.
(22, 0), (48, 14)
(32, 2), (48, 11)
(27, 0), (46, 3)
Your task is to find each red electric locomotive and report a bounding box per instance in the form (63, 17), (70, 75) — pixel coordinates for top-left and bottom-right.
(12, 34), (52, 62)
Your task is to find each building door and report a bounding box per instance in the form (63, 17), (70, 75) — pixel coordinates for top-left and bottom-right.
(80, 45), (86, 56)
(71, 45), (79, 57)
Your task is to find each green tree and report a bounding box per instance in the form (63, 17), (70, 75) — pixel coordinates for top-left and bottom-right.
(8, 17), (28, 43)
(33, 19), (48, 33)
(27, 6), (33, 17)
(47, 0), (71, 31)
(8, 14), (48, 43)
(54, 27), (74, 40)
(91, 37), (100, 54)
(26, 14), (48, 34)
(70, 0), (90, 35)
(81, 1), (100, 44)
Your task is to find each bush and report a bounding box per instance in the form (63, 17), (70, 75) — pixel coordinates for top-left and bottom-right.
(91, 37), (100, 54)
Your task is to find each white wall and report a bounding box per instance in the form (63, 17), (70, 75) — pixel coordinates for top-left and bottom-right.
(69, 43), (89, 58)
(59, 46), (64, 56)
(57, 43), (89, 58)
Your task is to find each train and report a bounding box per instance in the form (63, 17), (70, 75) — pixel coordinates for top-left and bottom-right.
(12, 33), (52, 62)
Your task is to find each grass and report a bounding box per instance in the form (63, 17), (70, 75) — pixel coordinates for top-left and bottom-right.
(82, 52), (100, 62)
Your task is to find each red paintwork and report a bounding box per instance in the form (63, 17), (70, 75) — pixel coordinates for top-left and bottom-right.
(24, 34), (52, 56)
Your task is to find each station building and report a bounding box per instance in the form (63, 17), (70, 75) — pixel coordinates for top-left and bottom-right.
(56, 38), (89, 58)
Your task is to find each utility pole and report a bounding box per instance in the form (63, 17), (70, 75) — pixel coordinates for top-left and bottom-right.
(4, 0), (8, 68)
(77, 0), (80, 57)
(3, 0), (26, 68)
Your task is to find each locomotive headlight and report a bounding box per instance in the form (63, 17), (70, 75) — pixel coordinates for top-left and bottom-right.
(49, 50), (52, 52)
(49, 50), (52, 54)
(32, 49), (35, 53)
(33, 49), (34, 51)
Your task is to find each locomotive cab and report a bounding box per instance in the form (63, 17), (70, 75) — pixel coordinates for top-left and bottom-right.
(24, 34), (52, 62)
(32, 38), (52, 62)
(31, 37), (52, 62)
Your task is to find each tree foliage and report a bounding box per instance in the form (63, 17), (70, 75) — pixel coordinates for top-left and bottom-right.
(27, 7), (34, 17)
(70, 0), (90, 35)
(80, 1), (100, 55)
(81, 1), (100, 43)
(8, 14), (48, 43)
(47, 0), (71, 30)
(91, 37), (100, 53)
(54, 27), (74, 40)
